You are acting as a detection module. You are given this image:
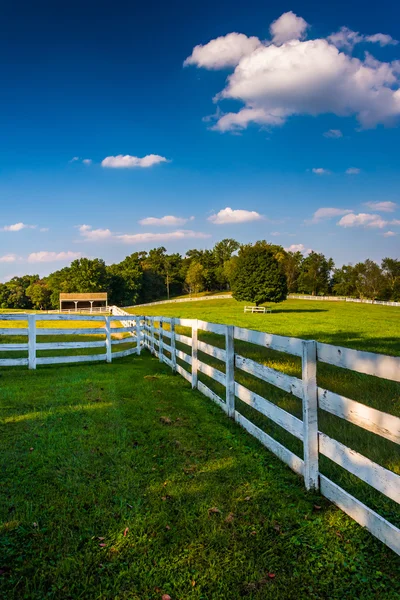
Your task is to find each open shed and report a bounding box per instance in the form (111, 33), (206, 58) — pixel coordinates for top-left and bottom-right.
(59, 292), (108, 312)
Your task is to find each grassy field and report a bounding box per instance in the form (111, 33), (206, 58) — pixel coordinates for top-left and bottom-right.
(1, 355), (399, 599)
(125, 298), (400, 530)
(127, 297), (400, 356)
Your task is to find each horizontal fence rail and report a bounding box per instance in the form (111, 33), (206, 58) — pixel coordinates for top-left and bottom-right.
(0, 311), (144, 368)
(1, 308), (399, 556)
(289, 295), (400, 307)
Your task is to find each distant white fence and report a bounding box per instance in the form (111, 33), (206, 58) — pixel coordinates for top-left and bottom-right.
(1, 307), (399, 555)
(0, 312), (143, 367)
(289, 295), (400, 307)
(124, 294), (231, 309)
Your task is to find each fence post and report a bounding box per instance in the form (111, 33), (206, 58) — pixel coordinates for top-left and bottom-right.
(159, 318), (163, 363)
(225, 325), (235, 417)
(191, 319), (198, 389)
(28, 314), (36, 370)
(170, 317), (177, 374)
(105, 316), (112, 363)
(150, 317), (155, 355)
(136, 316), (142, 355)
(302, 339), (319, 490)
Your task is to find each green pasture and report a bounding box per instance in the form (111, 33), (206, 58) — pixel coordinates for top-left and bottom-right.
(1, 355), (399, 599)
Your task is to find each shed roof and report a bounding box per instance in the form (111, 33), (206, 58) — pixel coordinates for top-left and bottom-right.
(59, 293), (107, 300)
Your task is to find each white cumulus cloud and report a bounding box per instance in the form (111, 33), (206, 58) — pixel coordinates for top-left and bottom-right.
(285, 243), (312, 254)
(208, 207), (263, 224)
(270, 11), (309, 45)
(337, 213), (388, 228)
(117, 230), (210, 244)
(383, 230), (397, 237)
(28, 251), (81, 263)
(186, 13), (400, 132)
(364, 201), (397, 212)
(101, 154), (169, 168)
(184, 32), (261, 69)
(139, 215), (194, 227)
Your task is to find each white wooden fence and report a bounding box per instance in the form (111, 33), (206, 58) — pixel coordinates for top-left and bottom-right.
(141, 314), (400, 556)
(1, 308), (399, 555)
(0, 313), (144, 367)
(289, 295), (400, 307)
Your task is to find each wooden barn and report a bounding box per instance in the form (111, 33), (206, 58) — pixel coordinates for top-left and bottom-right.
(59, 292), (108, 313)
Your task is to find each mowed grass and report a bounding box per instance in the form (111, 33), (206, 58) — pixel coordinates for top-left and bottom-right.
(126, 299), (400, 529)
(127, 297), (400, 356)
(1, 355), (399, 600)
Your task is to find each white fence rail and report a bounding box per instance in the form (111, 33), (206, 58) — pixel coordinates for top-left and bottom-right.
(1, 308), (399, 555)
(289, 295), (400, 307)
(123, 294), (231, 309)
(140, 313), (400, 556)
(0, 312), (143, 367)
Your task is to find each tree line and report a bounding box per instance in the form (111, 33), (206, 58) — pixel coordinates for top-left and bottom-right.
(0, 238), (399, 309)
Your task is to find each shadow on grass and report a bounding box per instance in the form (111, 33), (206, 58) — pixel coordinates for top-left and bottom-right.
(270, 309), (329, 314)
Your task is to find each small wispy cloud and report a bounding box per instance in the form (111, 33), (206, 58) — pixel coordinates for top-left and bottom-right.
(345, 167), (361, 175)
(312, 168), (331, 175)
(323, 129), (343, 138)
(27, 251), (82, 263)
(78, 224), (113, 241)
(308, 207), (352, 224)
(0, 253), (19, 263)
(139, 215), (194, 227)
(117, 230), (210, 244)
(101, 154), (169, 168)
(383, 231), (397, 237)
(69, 157), (92, 165)
(1, 222), (36, 232)
(364, 201), (397, 213)
(208, 207), (263, 224)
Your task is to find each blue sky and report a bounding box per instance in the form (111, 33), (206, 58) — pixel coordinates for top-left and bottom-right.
(0, 0), (399, 281)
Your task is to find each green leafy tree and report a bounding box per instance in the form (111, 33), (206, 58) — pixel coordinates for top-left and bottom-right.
(381, 258), (400, 300)
(282, 251), (303, 293)
(185, 262), (205, 294)
(354, 259), (385, 300)
(68, 258), (108, 292)
(26, 281), (52, 310)
(0, 275), (39, 308)
(298, 252), (334, 295)
(107, 253), (143, 306)
(332, 264), (358, 297)
(231, 243), (288, 306)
